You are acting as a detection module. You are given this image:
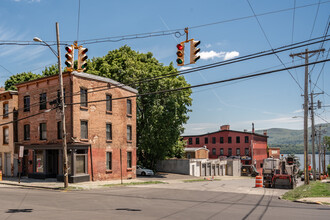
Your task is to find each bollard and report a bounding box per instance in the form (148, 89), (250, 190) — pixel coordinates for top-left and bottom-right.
(0, 170), (2, 181)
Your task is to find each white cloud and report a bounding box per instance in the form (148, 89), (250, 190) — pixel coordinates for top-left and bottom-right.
(179, 66), (192, 71)
(199, 50), (239, 60)
(293, 109), (303, 114)
(224, 51), (239, 60)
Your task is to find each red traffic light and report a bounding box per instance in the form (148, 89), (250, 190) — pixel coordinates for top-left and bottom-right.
(65, 46), (73, 53)
(177, 44), (183, 50)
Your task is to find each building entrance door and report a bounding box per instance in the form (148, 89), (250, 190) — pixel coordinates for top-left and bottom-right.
(46, 150), (58, 178)
(5, 153), (11, 176)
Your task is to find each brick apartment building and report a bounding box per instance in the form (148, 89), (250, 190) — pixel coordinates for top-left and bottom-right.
(15, 71), (138, 182)
(182, 125), (268, 174)
(0, 88), (18, 177)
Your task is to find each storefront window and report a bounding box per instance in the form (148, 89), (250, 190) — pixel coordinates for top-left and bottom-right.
(35, 150), (44, 173)
(67, 152), (72, 175)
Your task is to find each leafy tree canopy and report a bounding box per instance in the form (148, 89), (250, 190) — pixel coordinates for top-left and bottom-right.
(5, 72), (42, 90)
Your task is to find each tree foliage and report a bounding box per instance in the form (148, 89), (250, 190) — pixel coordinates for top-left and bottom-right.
(4, 72), (42, 90)
(86, 46), (192, 169)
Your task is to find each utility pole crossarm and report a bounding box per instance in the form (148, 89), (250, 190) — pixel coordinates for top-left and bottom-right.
(290, 48), (325, 58)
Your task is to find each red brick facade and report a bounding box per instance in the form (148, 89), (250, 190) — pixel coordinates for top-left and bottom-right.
(15, 72), (137, 182)
(182, 125), (268, 174)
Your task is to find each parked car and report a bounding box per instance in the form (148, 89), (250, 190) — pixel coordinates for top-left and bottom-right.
(136, 165), (154, 176)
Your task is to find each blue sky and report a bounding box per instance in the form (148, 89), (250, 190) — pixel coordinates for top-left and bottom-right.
(0, 0), (329, 134)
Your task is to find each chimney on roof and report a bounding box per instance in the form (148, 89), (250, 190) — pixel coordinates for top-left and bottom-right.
(263, 130), (267, 136)
(220, 125), (230, 131)
(252, 123), (255, 133)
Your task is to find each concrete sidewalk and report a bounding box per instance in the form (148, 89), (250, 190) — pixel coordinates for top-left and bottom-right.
(0, 174), (248, 190)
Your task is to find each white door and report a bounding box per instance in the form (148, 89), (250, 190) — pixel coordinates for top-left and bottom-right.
(5, 153), (11, 176)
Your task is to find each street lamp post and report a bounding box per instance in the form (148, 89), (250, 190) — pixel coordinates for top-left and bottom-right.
(33, 22), (69, 188)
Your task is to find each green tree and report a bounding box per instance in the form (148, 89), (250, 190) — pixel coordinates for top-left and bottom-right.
(42, 64), (59, 76)
(4, 72), (42, 90)
(87, 46), (192, 169)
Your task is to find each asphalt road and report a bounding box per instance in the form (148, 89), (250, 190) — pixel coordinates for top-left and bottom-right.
(0, 182), (329, 220)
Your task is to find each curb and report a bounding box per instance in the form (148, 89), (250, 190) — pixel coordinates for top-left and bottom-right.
(293, 200), (323, 205)
(0, 181), (60, 190)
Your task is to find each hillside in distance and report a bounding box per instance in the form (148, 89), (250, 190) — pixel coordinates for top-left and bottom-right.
(256, 123), (330, 154)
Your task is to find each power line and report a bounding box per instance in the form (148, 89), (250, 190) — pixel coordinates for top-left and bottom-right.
(1, 58), (328, 127)
(67, 59), (330, 107)
(1, 35), (328, 118)
(0, 1), (329, 46)
(309, 0), (322, 39)
(76, 0), (81, 43)
(247, 0), (303, 91)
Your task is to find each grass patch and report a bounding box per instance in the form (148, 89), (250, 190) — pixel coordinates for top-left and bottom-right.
(103, 181), (166, 187)
(282, 181), (330, 201)
(183, 178), (221, 183)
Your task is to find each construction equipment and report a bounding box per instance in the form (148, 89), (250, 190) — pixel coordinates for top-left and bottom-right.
(262, 156), (299, 189)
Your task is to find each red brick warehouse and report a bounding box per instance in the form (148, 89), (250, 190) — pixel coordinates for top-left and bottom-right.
(15, 71), (138, 182)
(182, 124), (268, 174)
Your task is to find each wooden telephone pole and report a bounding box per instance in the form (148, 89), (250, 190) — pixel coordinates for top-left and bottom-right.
(290, 48), (324, 185)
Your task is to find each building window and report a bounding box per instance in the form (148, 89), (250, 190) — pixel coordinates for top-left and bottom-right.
(212, 148), (216, 155)
(81, 121), (88, 139)
(236, 136), (240, 143)
(260, 163), (263, 168)
(127, 125), (132, 141)
(236, 148), (240, 156)
(3, 103), (9, 118)
(245, 136), (249, 143)
(196, 137), (200, 144)
(228, 137), (232, 144)
(127, 99), (132, 115)
(106, 123), (112, 141)
(76, 153), (86, 174)
(57, 121), (62, 139)
(188, 138), (192, 145)
(24, 124), (30, 141)
(106, 94), (112, 112)
(245, 148), (249, 156)
(220, 148), (224, 156)
(35, 150), (44, 173)
(39, 93), (47, 110)
(39, 123), (47, 140)
(220, 137), (224, 144)
(80, 88), (88, 107)
(106, 152), (112, 170)
(204, 137), (208, 144)
(212, 137), (216, 144)
(24, 96), (30, 112)
(228, 148), (232, 156)
(3, 127), (9, 144)
(127, 152), (132, 168)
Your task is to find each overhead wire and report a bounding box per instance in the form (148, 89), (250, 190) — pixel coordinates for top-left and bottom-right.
(0, 35), (328, 118)
(0, 58), (329, 127)
(246, 0), (304, 91)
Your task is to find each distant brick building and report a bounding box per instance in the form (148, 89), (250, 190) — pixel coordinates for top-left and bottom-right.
(0, 90), (18, 177)
(15, 72), (138, 182)
(268, 147), (280, 159)
(182, 125), (268, 174)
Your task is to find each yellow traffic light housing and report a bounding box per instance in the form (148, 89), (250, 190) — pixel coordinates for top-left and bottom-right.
(190, 39), (201, 64)
(77, 46), (88, 72)
(176, 42), (185, 66)
(65, 45), (74, 72)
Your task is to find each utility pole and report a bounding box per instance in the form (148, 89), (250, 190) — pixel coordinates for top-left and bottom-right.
(56, 22), (69, 188)
(317, 125), (322, 176)
(310, 93), (316, 181)
(290, 48), (324, 185)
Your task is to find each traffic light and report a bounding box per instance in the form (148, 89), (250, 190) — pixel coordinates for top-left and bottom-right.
(77, 47), (88, 72)
(176, 43), (184, 66)
(65, 45), (74, 71)
(190, 40), (201, 64)
(317, 100), (322, 109)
